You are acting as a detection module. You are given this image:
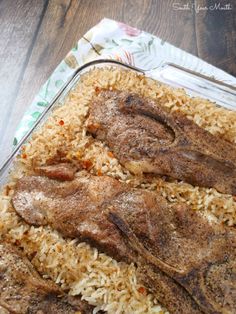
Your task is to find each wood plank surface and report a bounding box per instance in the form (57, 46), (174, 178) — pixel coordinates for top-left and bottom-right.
(0, 0), (46, 162)
(195, 0), (236, 75)
(0, 0), (235, 164)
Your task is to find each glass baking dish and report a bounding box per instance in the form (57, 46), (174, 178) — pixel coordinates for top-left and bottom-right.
(0, 59), (236, 187)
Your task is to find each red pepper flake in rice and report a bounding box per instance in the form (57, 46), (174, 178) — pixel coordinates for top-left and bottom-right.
(82, 160), (93, 170)
(107, 151), (114, 158)
(59, 119), (64, 126)
(138, 286), (147, 295)
(5, 185), (11, 196)
(21, 153), (27, 159)
(97, 169), (102, 176)
(95, 86), (100, 94)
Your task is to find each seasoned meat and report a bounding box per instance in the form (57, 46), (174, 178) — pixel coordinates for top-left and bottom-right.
(12, 173), (132, 261)
(35, 163), (77, 181)
(12, 174), (204, 314)
(13, 172), (236, 313)
(109, 195), (236, 314)
(87, 90), (236, 195)
(136, 262), (203, 314)
(0, 241), (93, 314)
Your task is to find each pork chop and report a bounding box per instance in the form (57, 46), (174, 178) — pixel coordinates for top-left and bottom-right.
(87, 90), (236, 195)
(108, 192), (236, 314)
(12, 172), (236, 313)
(12, 172), (132, 261)
(0, 241), (93, 314)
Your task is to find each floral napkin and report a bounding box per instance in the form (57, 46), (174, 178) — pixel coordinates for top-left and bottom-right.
(14, 18), (236, 146)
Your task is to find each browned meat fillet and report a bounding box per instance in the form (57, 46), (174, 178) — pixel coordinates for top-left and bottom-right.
(14, 175), (232, 314)
(109, 194), (236, 314)
(87, 90), (236, 195)
(12, 173), (132, 261)
(0, 241), (93, 314)
(35, 163), (77, 181)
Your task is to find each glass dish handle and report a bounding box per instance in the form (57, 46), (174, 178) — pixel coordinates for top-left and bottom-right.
(146, 63), (236, 111)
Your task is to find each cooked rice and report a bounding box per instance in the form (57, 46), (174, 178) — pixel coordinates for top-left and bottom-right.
(0, 67), (236, 313)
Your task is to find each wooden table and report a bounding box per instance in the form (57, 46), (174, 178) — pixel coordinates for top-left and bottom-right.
(0, 0), (235, 165)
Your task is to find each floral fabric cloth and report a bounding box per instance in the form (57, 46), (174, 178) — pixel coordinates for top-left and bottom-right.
(14, 18), (236, 146)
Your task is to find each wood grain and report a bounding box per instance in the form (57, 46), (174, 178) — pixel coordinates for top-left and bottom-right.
(0, 0), (235, 164)
(0, 0), (46, 158)
(195, 0), (236, 76)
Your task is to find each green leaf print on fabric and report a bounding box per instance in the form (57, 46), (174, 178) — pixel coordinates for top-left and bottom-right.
(59, 62), (67, 73)
(160, 39), (165, 45)
(148, 38), (154, 50)
(135, 38), (156, 55)
(27, 112), (41, 129)
(28, 120), (35, 128)
(37, 101), (48, 107)
(120, 38), (133, 44)
(104, 38), (119, 49)
(132, 37), (158, 67)
(40, 78), (51, 100)
(72, 43), (78, 51)
(55, 80), (64, 88)
(13, 137), (18, 146)
(111, 39), (119, 46)
(31, 112), (41, 120)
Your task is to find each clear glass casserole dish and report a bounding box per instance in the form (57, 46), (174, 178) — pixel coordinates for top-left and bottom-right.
(0, 58), (236, 187)
(1, 58), (236, 314)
